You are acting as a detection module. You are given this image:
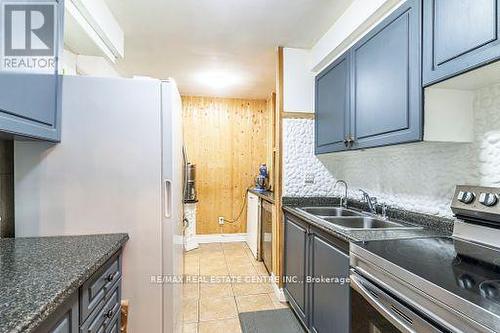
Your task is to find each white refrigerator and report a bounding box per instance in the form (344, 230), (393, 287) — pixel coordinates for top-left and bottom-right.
(14, 75), (184, 333)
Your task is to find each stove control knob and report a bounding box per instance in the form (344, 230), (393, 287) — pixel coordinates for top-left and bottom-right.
(457, 191), (475, 204)
(479, 192), (498, 207)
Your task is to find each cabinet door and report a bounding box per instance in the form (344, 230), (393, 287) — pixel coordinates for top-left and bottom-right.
(309, 232), (350, 333)
(351, 0), (422, 149)
(315, 51), (350, 154)
(34, 293), (79, 333)
(0, 0), (63, 142)
(283, 214), (308, 326)
(423, 0), (500, 85)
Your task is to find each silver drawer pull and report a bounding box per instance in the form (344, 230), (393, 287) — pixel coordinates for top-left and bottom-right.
(105, 272), (117, 282)
(104, 309), (114, 319)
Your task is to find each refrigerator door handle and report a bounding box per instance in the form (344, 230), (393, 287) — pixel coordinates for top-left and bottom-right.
(164, 179), (172, 218)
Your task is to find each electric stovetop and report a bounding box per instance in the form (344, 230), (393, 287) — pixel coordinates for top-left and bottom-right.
(355, 236), (500, 318)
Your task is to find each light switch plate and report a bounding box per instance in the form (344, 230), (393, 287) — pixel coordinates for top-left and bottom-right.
(304, 173), (315, 184)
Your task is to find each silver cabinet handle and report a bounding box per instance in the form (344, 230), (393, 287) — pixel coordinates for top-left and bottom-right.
(164, 179), (172, 218)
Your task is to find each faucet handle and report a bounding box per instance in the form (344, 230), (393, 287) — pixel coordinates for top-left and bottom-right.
(381, 203), (388, 219)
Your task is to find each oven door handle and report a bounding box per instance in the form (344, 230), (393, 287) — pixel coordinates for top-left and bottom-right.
(350, 274), (420, 333)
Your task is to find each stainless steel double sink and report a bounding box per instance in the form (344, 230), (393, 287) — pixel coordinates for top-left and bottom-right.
(297, 206), (420, 230)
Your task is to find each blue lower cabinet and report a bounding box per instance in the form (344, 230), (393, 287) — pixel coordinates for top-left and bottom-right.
(423, 0), (500, 86)
(34, 293), (79, 333)
(34, 251), (123, 333)
(284, 213), (351, 333)
(283, 214), (309, 326)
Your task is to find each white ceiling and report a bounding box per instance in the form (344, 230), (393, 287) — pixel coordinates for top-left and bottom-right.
(104, 0), (353, 99)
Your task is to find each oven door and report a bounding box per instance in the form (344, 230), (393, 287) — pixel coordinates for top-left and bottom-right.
(350, 271), (445, 333)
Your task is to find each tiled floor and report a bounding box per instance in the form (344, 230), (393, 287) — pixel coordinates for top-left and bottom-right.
(183, 242), (288, 333)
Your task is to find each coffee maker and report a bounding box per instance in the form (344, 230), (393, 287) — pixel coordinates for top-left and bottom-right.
(184, 163), (198, 203)
(254, 164), (269, 193)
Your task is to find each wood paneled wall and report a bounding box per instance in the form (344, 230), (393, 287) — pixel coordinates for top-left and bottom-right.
(182, 96), (270, 234)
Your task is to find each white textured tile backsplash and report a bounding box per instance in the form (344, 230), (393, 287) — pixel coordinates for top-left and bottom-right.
(283, 84), (500, 218)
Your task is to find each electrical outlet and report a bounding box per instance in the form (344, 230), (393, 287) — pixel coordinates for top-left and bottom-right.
(218, 217), (225, 225)
(304, 173), (315, 184)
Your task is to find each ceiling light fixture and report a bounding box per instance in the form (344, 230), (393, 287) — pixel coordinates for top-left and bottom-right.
(196, 71), (243, 90)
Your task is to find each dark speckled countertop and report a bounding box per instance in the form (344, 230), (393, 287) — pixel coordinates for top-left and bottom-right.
(283, 197), (452, 243)
(248, 188), (275, 204)
(0, 233), (129, 333)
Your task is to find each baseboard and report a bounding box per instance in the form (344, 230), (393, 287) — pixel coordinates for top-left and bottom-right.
(270, 273), (287, 303)
(194, 233), (247, 243)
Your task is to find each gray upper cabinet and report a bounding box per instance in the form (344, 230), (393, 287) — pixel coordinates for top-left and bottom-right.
(351, 0), (422, 149)
(314, 0), (421, 154)
(315, 52), (350, 154)
(0, 0), (64, 142)
(423, 0), (500, 86)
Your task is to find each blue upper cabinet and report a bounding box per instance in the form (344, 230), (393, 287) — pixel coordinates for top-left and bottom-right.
(351, 0), (422, 149)
(423, 0), (500, 86)
(315, 52), (350, 154)
(0, 0), (64, 142)
(314, 0), (421, 154)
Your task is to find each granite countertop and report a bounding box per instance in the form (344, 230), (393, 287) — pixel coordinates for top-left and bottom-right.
(0, 233), (129, 333)
(248, 188), (275, 204)
(283, 197), (452, 243)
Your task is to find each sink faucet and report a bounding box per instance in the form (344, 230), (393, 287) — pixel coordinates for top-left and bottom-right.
(334, 180), (348, 208)
(359, 189), (377, 214)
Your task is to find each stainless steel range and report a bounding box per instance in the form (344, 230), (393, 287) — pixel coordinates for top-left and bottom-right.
(350, 185), (500, 333)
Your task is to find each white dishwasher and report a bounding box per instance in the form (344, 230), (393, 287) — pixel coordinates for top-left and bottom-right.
(246, 192), (261, 259)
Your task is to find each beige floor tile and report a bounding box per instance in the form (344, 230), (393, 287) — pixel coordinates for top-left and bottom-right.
(183, 298), (199, 323)
(185, 254), (200, 264)
(183, 323), (198, 333)
(252, 261), (270, 277)
(200, 261), (229, 276)
(244, 248), (257, 259)
(227, 260), (256, 272)
(223, 246), (248, 257)
(268, 292), (288, 309)
(226, 255), (252, 267)
(199, 243), (223, 253)
(184, 282), (199, 300)
(199, 255), (226, 266)
(198, 318), (242, 333)
(200, 282), (233, 299)
(228, 263), (257, 277)
(184, 260), (199, 276)
(199, 296), (238, 321)
(231, 282), (272, 296)
(236, 294), (275, 313)
(222, 242), (246, 250)
(185, 248), (201, 258)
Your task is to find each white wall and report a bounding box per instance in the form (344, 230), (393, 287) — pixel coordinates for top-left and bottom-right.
(283, 48), (314, 113)
(61, 48), (121, 77)
(283, 83), (500, 218)
(311, 0), (403, 72)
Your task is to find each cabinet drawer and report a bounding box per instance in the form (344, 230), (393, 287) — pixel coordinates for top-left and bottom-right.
(105, 310), (121, 333)
(80, 252), (122, 323)
(80, 281), (121, 333)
